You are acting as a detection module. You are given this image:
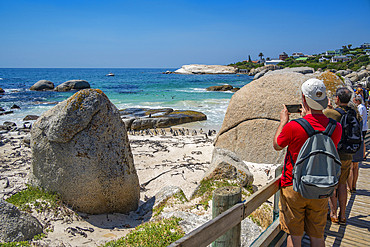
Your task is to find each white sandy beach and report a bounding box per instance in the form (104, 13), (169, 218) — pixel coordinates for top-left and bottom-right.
(0, 128), (278, 246)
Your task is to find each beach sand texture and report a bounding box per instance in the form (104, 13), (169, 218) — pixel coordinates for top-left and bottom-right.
(0, 128), (277, 246)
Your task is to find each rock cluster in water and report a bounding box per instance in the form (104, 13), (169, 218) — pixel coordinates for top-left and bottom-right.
(29, 79), (90, 91)
(206, 84), (240, 92)
(171, 64), (238, 74)
(120, 108), (207, 131)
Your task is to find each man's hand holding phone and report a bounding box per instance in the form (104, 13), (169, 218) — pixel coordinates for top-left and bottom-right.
(285, 104), (302, 113)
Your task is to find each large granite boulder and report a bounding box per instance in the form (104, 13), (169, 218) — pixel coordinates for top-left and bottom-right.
(253, 70), (267, 80)
(337, 70), (351, 77)
(345, 72), (359, 83)
(214, 71), (344, 164)
(344, 77), (353, 87)
(121, 108), (207, 130)
(30, 80), (54, 91)
(0, 199), (43, 242)
(358, 70), (370, 81)
(54, 80), (90, 92)
(249, 65), (281, 76)
(265, 66), (314, 76)
(174, 64), (237, 74)
(366, 76), (370, 88)
(30, 89), (140, 214)
(23, 115), (39, 121)
(206, 85), (234, 91)
(203, 147), (253, 187)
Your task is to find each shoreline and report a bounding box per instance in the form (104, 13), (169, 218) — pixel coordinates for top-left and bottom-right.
(0, 68), (245, 131)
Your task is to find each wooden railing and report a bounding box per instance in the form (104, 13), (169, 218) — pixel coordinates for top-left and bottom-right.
(168, 173), (283, 247)
(169, 130), (370, 247)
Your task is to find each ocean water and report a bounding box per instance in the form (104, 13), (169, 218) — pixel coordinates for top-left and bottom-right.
(0, 68), (252, 131)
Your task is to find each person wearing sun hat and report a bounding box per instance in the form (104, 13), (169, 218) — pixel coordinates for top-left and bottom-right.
(273, 78), (342, 246)
(301, 78), (329, 110)
(324, 86), (361, 226)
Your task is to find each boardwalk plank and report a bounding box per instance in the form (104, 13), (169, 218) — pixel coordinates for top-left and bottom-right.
(301, 159), (370, 247)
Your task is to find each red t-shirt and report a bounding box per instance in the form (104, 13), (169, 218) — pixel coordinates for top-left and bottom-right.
(277, 114), (342, 187)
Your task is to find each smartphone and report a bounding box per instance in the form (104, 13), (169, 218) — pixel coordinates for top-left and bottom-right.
(286, 104), (301, 113)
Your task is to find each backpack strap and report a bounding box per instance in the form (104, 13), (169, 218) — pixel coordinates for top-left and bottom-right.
(323, 118), (337, 137)
(288, 149), (295, 167)
(335, 107), (346, 116)
(293, 118), (317, 137)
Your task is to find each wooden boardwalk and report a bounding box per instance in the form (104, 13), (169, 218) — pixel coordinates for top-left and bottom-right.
(301, 160), (370, 246)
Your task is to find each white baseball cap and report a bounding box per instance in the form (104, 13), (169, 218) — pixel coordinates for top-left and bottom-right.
(301, 78), (328, 110)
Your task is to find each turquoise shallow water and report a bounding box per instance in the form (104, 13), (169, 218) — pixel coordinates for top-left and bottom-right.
(0, 68), (252, 130)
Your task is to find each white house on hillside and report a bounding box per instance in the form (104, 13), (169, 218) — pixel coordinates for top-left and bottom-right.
(292, 52), (304, 58)
(360, 43), (370, 49)
(264, 59), (283, 65)
(326, 51), (335, 56)
(319, 57), (329, 62)
(335, 49), (343, 56)
(330, 56), (351, 63)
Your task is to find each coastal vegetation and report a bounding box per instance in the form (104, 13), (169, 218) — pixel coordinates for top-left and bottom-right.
(152, 190), (188, 217)
(228, 60), (264, 70)
(5, 185), (60, 212)
(191, 178), (254, 210)
(279, 54), (369, 71)
(191, 178), (240, 210)
(229, 45), (370, 72)
(0, 242), (31, 247)
(104, 217), (184, 247)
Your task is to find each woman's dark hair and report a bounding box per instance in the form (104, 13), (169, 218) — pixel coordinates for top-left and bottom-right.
(335, 87), (352, 104)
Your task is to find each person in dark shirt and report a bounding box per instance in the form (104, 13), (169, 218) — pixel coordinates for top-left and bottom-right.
(324, 87), (360, 225)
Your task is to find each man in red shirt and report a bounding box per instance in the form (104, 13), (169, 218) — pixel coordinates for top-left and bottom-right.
(273, 78), (342, 247)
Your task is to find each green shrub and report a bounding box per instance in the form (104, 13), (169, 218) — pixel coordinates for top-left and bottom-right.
(357, 55), (369, 63)
(0, 242), (30, 247)
(5, 185), (60, 211)
(308, 63), (328, 70)
(32, 233), (46, 241)
(104, 217), (184, 247)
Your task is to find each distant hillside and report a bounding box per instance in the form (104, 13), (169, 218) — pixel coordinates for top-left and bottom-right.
(229, 47), (370, 72)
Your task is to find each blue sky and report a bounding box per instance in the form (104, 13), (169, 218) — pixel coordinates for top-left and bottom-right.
(1, 0), (369, 68)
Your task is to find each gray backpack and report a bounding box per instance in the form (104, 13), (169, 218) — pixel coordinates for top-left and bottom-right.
(291, 118), (342, 199)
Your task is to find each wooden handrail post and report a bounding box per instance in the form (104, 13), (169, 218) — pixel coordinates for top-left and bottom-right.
(168, 177), (280, 247)
(273, 165), (283, 221)
(212, 186), (242, 247)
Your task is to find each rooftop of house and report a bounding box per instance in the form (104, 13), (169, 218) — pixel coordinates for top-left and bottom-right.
(266, 59), (283, 62)
(332, 55), (350, 59)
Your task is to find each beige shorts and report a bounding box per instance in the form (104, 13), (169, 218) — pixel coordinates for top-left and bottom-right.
(339, 159), (352, 184)
(279, 186), (328, 238)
